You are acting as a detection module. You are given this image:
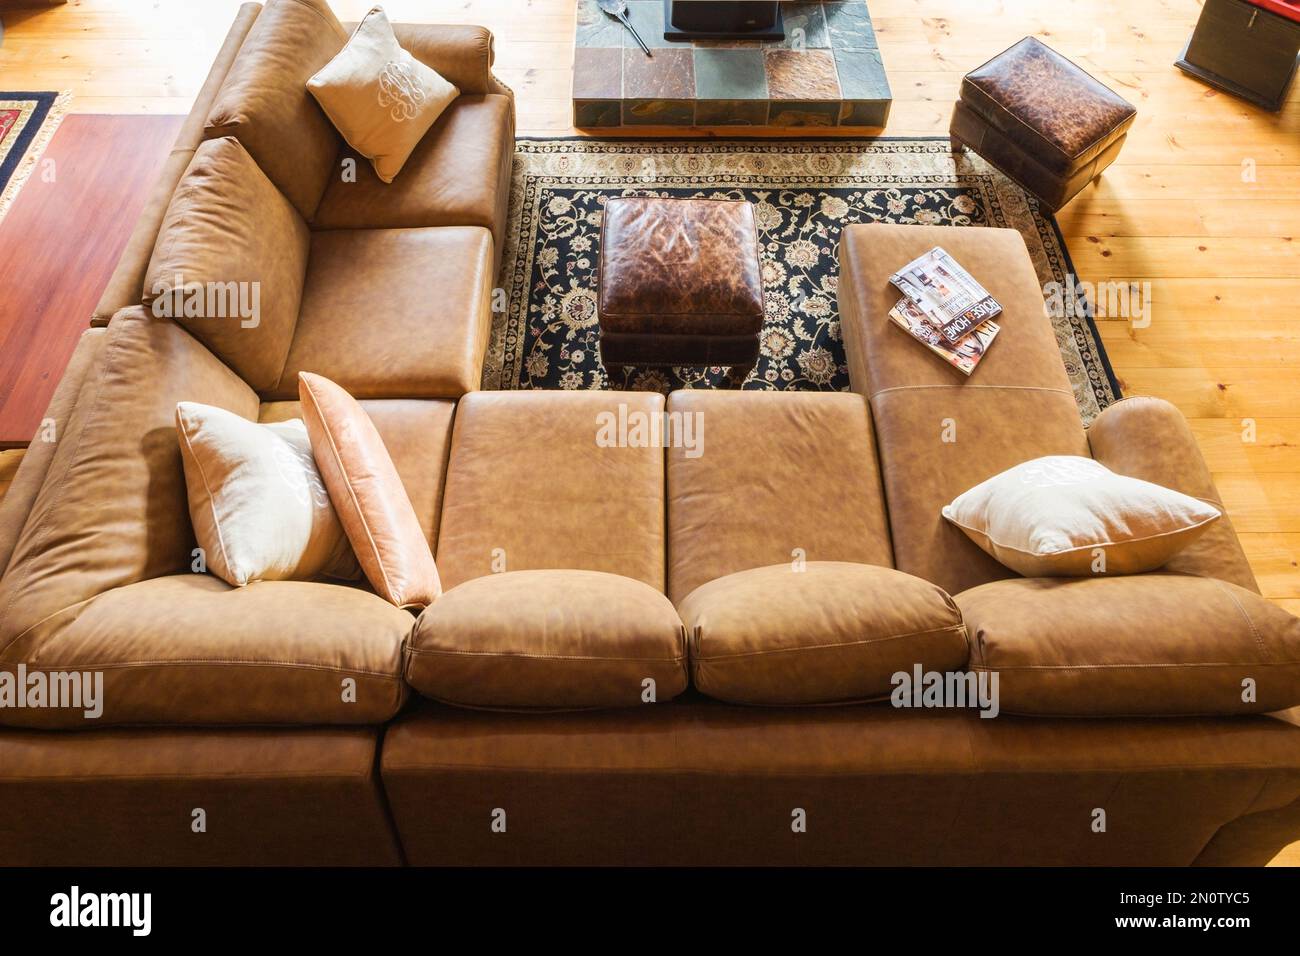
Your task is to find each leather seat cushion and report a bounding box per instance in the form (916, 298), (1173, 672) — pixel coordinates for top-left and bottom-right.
(268, 225), (492, 399)
(958, 574), (1300, 717)
(680, 561), (969, 705)
(311, 93), (514, 243)
(0, 574), (411, 728)
(597, 197), (764, 336)
(406, 569), (687, 710)
(960, 36), (1136, 174)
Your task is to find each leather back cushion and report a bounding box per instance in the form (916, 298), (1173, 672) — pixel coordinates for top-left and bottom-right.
(143, 136), (309, 392)
(666, 390), (893, 603)
(204, 0), (347, 219)
(435, 391), (667, 591)
(839, 223), (1090, 595)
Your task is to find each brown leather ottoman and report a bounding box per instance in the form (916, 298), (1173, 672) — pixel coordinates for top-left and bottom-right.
(597, 197), (763, 385)
(950, 37), (1137, 211)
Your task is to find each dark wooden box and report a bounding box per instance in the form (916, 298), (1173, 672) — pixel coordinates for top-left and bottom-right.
(1175, 0), (1300, 111)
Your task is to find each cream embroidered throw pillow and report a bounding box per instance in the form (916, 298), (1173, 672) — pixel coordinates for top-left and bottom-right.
(176, 402), (358, 587)
(306, 6), (459, 183)
(942, 455), (1221, 577)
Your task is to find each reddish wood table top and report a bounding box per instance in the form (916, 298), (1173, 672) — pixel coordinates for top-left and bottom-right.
(0, 113), (183, 447)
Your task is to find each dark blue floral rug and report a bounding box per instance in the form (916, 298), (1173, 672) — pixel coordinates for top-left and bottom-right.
(0, 92), (64, 224)
(488, 138), (1120, 421)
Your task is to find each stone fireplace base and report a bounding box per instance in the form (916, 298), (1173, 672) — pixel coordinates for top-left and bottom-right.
(572, 0), (892, 128)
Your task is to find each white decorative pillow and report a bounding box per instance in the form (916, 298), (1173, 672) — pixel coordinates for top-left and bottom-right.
(942, 455), (1221, 577)
(176, 402), (357, 587)
(306, 6), (459, 183)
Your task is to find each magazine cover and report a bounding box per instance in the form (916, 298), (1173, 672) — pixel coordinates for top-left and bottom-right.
(889, 297), (1000, 376)
(889, 246), (1003, 344)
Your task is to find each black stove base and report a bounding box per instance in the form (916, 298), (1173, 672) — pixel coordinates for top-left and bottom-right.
(663, 0), (785, 42)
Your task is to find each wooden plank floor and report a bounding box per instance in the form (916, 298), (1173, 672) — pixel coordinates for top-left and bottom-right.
(0, 113), (183, 446)
(1, 0), (1298, 864)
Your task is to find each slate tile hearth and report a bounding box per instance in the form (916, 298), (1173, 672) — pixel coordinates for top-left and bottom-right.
(572, 0), (892, 128)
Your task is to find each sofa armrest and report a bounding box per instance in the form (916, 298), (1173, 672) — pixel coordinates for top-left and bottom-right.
(91, 1), (264, 327)
(0, 328), (107, 578)
(1087, 396), (1258, 592)
(391, 24), (511, 97)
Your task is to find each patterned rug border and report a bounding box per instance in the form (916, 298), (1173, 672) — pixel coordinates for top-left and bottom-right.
(0, 91), (69, 226)
(496, 136), (1122, 418)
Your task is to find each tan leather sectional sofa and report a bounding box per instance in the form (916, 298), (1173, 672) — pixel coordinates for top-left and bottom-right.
(2, 0), (1299, 866)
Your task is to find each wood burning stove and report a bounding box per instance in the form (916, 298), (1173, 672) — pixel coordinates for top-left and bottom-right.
(663, 1), (785, 42)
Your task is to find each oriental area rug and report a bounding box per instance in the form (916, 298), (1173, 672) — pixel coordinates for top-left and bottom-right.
(488, 137), (1120, 422)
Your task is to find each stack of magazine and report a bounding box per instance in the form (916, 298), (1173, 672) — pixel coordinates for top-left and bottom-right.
(887, 247), (1002, 376)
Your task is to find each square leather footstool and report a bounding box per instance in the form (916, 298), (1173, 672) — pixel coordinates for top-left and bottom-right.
(597, 196), (764, 386)
(950, 36), (1137, 211)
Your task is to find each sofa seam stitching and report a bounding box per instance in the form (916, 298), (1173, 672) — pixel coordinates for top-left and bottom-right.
(871, 383), (1075, 400)
(694, 623), (967, 662)
(969, 661), (1300, 671)
(1211, 577), (1269, 660)
(23, 659), (405, 679)
(407, 647), (687, 664)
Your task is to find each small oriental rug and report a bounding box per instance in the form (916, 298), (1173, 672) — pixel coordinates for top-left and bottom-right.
(0, 91), (67, 224)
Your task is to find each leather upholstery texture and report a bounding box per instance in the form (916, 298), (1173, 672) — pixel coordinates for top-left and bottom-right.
(953, 36), (1136, 209)
(203, 0), (347, 219)
(406, 569), (688, 710)
(1088, 396), (1259, 591)
(259, 398), (457, 552)
(960, 36), (1137, 174)
(387, 23), (510, 97)
(960, 574), (1300, 716)
(270, 225), (493, 399)
(0, 574), (411, 728)
(665, 389), (892, 602)
(299, 372), (442, 609)
(951, 99), (1129, 210)
(0, 726), (402, 865)
(435, 390), (667, 591)
(142, 136), (309, 391)
(598, 197), (764, 337)
(311, 94), (515, 263)
(679, 562), (969, 706)
(0, 307), (258, 652)
(838, 223), (1091, 595)
(92, 2), (264, 326)
(382, 700), (1300, 866)
(5, 0), (1299, 863)
(0, 328), (106, 576)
